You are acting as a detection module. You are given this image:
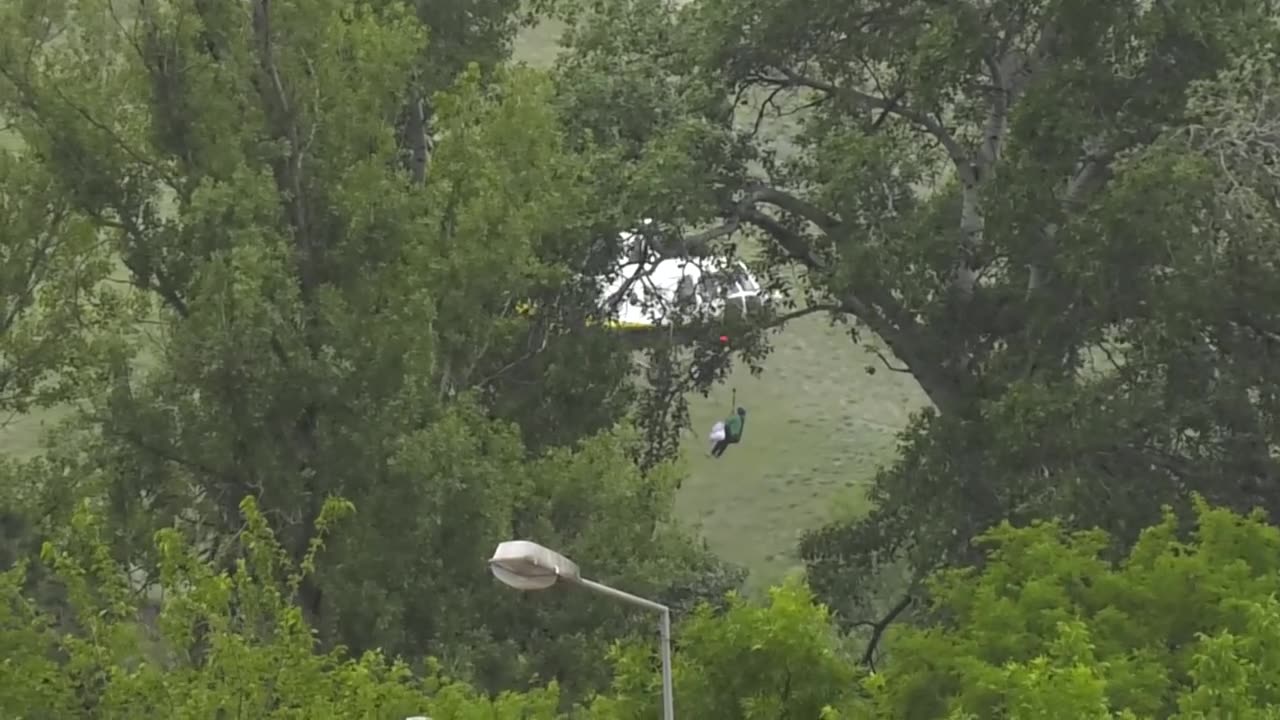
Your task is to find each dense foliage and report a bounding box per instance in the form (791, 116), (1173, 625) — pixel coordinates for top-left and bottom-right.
(9, 492), (1280, 717)
(548, 0), (1280, 621)
(0, 0), (737, 701)
(2, 0), (1280, 715)
(861, 499), (1280, 718)
(1, 496), (564, 719)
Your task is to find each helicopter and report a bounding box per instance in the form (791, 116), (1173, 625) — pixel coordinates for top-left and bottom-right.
(600, 254), (767, 330)
(598, 222), (771, 331)
(513, 221), (773, 349)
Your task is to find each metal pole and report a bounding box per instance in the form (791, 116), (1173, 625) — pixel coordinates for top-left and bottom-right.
(576, 577), (668, 613)
(574, 577), (675, 720)
(659, 607), (674, 720)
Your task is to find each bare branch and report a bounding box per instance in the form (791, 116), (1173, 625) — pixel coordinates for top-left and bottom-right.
(751, 83), (789, 137)
(1027, 140), (1116, 295)
(746, 183), (842, 233)
(1002, 22), (1059, 103)
(850, 593), (913, 670)
(764, 68), (970, 176)
(872, 346), (911, 373)
(741, 207), (826, 269)
(759, 302), (843, 329)
(678, 219), (741, 255)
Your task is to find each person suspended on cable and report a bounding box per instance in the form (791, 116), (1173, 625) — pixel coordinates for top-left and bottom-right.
(709, 407), (746, 458)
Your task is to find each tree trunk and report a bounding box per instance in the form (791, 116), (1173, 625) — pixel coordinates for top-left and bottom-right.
(404, 90), (432, 186)
(953, 180), (984, 298)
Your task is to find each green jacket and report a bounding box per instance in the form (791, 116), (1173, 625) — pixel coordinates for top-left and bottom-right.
(724, 414), (744, 441)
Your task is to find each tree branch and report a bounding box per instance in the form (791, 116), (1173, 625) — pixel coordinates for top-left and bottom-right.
(851, 593), (913, 670)
(403, 81), (432, 186)
(97, 420), (224, 480)
(759, 302), (843, 330)
(44, 82), (183, 192)
(751, 83), (789, 137)
(685, 179), (969, 413)
(251, 0), (314, 293)
(0, 207), (66, 336)
(601, 258), (653, 316)
(764, 68), (970, 178)
(677, 219), (741, 255)
(1003, 22), (1059, 103)
(746, 183), (842, 233)
(1027, 141), (1115, 295)
(872, 346), (911, 373)
(740, 207), (826, 270)
(977, 56), (1010, 174)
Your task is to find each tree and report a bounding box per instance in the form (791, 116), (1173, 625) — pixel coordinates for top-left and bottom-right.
(0, 492), (811, 720)
(855, 498), (1280, 718)
(548, 0), (1280, 617)
(0, 141), (124, 427)
(0, 494), (567, 719)
(368, 0), (544, 186)
(800, 28), (1280, 617)
(14, 491), (1280, 718)
(590, 578), (863, 720)
(0, 65), (134, 605)
(0, 0), (737, 699)
(582, 499), (1280, 718)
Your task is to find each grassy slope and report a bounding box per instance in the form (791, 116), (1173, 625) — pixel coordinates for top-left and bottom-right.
(513, 23), (926, 590)
(676, 322), (924, 590)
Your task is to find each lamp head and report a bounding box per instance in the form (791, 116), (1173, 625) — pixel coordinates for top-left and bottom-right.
(488, 540), (581, 591)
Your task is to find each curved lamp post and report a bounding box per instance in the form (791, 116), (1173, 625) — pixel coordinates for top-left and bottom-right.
(488, 540), (674, 720)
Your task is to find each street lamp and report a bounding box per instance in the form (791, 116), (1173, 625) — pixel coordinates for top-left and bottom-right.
(488, 540), (675, 720)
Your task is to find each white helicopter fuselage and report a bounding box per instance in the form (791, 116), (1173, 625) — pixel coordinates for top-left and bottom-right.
(601, 255), (766, 330)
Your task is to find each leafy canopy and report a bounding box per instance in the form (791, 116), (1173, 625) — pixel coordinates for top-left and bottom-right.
(0, 0), (738, 700)
(549, 0), (1280, 615)
(859, 498), (1280, 718)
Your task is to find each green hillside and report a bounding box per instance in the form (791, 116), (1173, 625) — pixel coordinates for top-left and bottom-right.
(677, 320), (924, 589)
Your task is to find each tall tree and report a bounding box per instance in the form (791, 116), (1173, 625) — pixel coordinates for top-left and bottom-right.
(549, 0), (1280, 617)
(0, 0), (736, 698)
(389, 0), (538, 185)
